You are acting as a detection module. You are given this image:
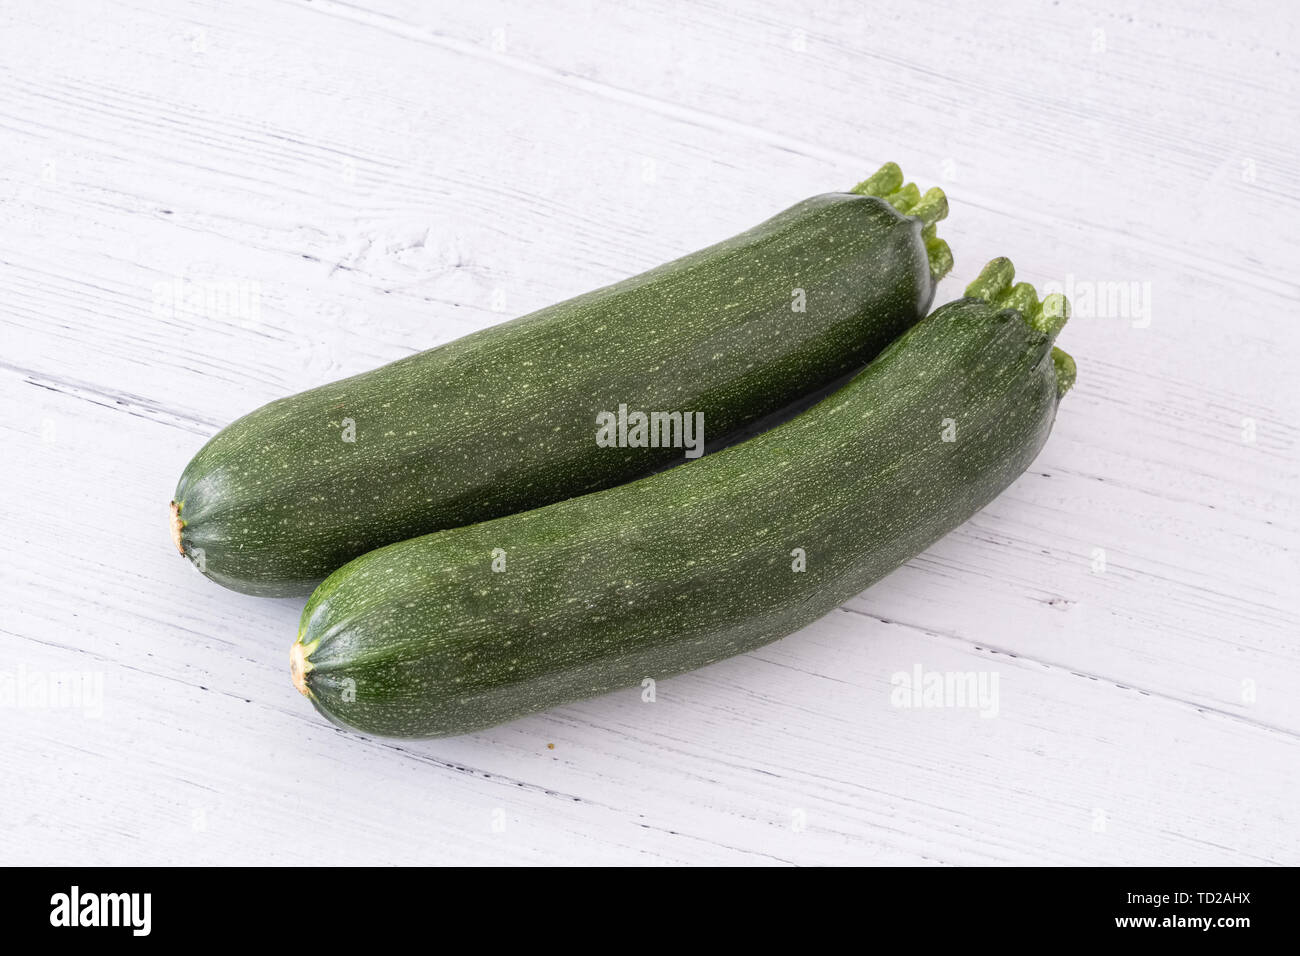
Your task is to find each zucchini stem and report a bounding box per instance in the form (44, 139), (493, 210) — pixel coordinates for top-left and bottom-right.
(964, 257), (1015, 303)
(849, 162), (904, 198)
(885, 182), (921, 214)
(849, 162), (951, 282)
(1052, 347), (1077, 397)
(910, 187), (948, 228)
(925, 237), (953, 282)
(964, 258), (1077, 397)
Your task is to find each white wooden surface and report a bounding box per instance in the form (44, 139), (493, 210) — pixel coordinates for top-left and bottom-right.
(2, 0), (1297, 866)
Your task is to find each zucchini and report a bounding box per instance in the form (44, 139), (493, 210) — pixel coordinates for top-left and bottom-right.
(172, 163), (951, 596)
(291, 259), (1077, 738)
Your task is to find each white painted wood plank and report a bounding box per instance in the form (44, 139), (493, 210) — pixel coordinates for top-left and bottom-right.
(0, 0), (1295, 865)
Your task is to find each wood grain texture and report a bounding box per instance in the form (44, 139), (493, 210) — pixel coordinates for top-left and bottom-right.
(1, 0), (1296, 865)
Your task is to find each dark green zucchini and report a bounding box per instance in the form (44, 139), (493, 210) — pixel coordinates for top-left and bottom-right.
(171, 163), (951, 596)
(291, 259), (1077, 738)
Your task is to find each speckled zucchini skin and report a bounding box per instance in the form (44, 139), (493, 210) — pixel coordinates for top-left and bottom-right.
(175, 192), (940, 596)
(296, 290), (1069, 738)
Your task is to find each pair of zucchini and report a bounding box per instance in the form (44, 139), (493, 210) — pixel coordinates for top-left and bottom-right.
(172, 164), (1076, 738)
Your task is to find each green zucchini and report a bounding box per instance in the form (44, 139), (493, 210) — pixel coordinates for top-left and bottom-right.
(171, 164), (951, 596)
(291, 259), (1077, 738)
